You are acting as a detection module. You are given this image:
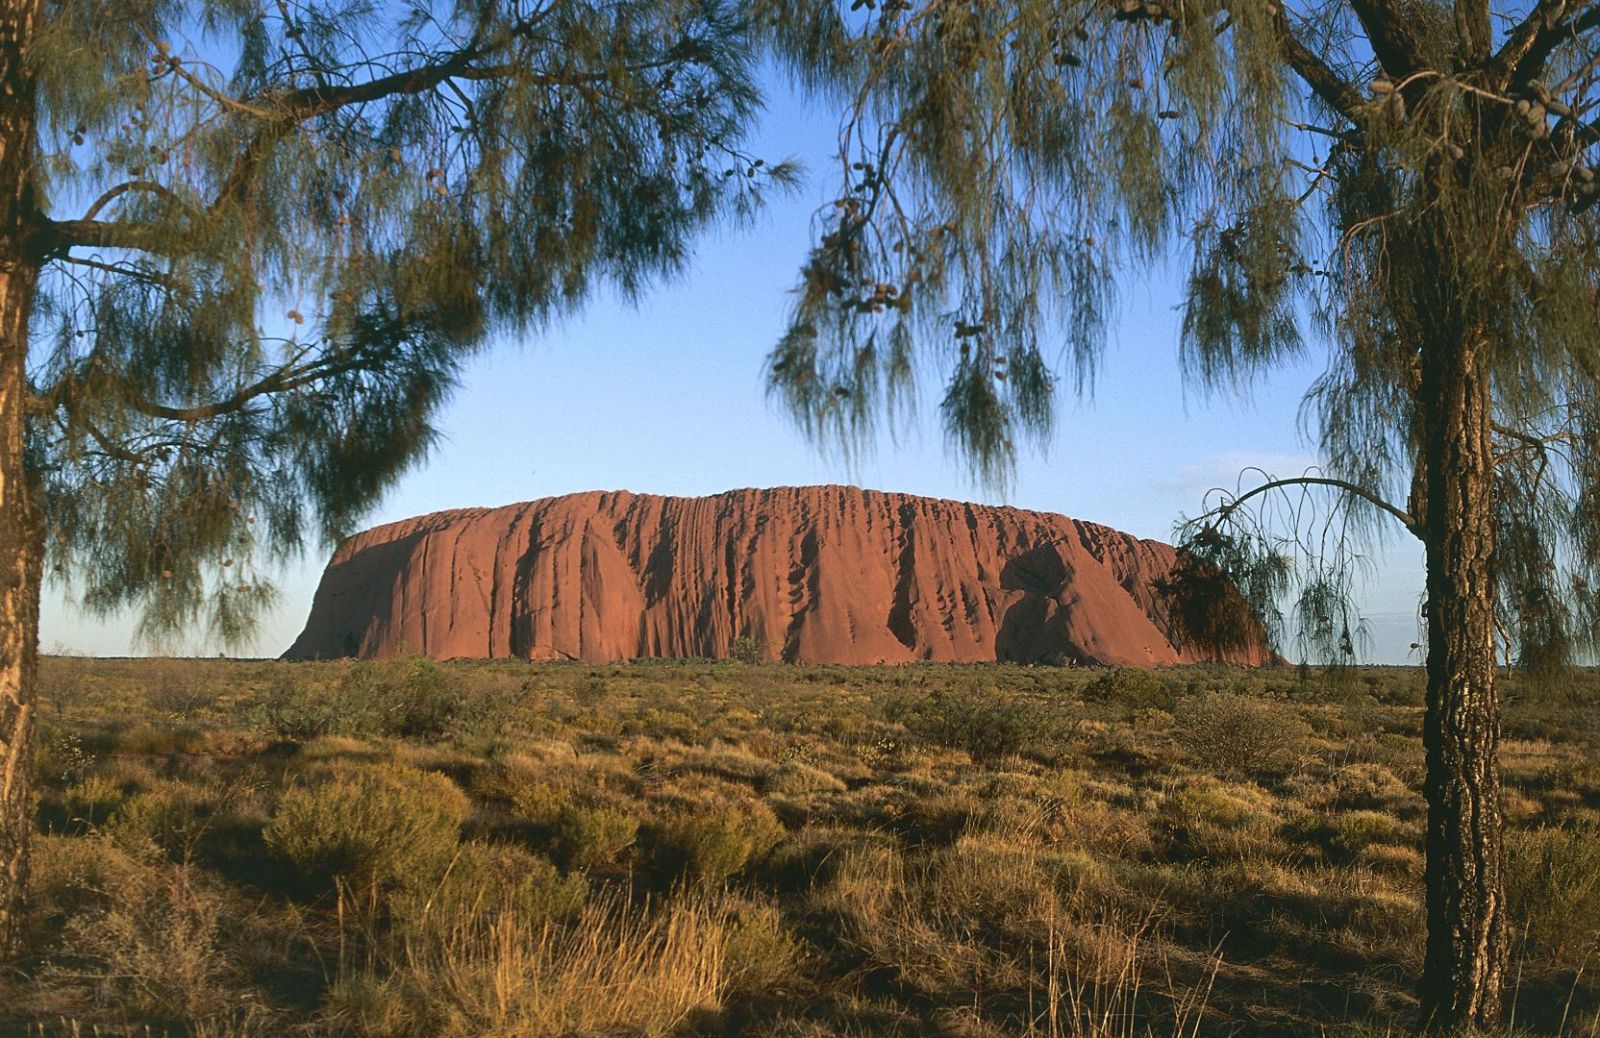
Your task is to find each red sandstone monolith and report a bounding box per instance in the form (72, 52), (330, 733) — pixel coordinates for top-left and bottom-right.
(284, 486), (1274, 666)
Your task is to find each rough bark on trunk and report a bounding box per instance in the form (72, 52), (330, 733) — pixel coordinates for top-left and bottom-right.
(0, 0), (42, 958)
(1417, 324), (1507, 1032)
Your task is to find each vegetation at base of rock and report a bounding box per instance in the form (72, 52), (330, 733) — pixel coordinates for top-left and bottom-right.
(10, 655), (1600, 1036)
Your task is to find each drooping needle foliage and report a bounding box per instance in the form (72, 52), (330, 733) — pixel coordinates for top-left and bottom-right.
(759, 0), (1600, 677)
(30, 0), (792, 645)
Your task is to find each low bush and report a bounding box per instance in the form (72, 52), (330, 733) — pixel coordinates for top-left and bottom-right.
(1326, 810), (1409, 864)
(263, 763), (471, 894)
(761, 761), (847, 795)
(553, 803), (640, 869)
(332, 893), (730, 1038)
(62, 774), (128, 829)
(730, 635), (769, 665)
(1161, 778), (1281, 862)
(253, 657), (499, 743)
(355, 657), (462, 740)
(1504, 824), (1600, 972)
(721, 898), (803, 995)
(1174, 692), (1310, 778)
(902, 685), (1068, 762)
(508, 779), (573, 825)
(106, 782), (215, 860)
(1082, 667), (1179, 711)
(652, 802), (786, 887)
(46, 842), (241, 1028)
(113, 724), (207, 756)
(1327, 763), (1414, 811)
(391, 841), (588, 945)
(252, 676), (347, 740)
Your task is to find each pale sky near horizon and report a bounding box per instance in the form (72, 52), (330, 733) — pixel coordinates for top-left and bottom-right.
(40, 68), (1429, 665)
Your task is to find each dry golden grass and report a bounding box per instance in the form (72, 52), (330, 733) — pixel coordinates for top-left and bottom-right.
(326, 892), (731, 1037)
(9, 657), (1600, 1036)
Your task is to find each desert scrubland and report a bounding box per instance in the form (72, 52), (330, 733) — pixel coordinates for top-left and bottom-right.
(7, 657), (1600, 1037)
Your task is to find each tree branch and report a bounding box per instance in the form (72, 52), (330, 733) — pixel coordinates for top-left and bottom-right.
(80, 181), (191, 223)
(118, 349), (375, 422)
(46, 219), (172, 254)
(1489, 0), (1600, 91)
(1456, 0), (1493, 64)
(77, 416), (151, 466)
(51, 253), (176, 288)
(1213, 476), (1421, 537)
(1273, 11), (1366, 119)
(1491, 420), (1576, 460)
(1348, 0), (1429, 77)
(46, 40), (680, 257)
(265, 48), (483, 121)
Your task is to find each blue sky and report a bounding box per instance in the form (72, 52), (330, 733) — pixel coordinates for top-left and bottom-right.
(41, 69), (1428, 663)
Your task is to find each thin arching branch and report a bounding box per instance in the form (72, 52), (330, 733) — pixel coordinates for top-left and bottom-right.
(51, 254), (176, 288)
(79, 181), (192, 223)
(1491, 420), (1577, 461)
(1214, 475), (1420, 536)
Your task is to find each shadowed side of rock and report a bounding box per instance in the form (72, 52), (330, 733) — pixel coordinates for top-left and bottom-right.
(284, 486), (1276, 666)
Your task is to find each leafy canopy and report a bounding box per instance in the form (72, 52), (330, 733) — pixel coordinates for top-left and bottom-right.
(29, 0), (793, 644)
(760, 0), (1600, 668)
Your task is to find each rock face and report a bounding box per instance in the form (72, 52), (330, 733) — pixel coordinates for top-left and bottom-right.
(285, 486), (1273, 666)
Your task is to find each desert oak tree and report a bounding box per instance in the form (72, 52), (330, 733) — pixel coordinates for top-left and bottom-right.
(762, 0), (1600, 1029)
(0, 0), (790, 951)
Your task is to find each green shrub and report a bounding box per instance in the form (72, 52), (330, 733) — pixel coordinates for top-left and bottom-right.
(573, 675), (611, 708)
(1161, 779), (1281, 861)
(1505, 825), (1600, 971)
(333, 657), (464, 740)
(107, 783), (215, 860)
(391, 842), (587, 943)
(1131, 707), (1176, 733)
(35, 725), (95, 785)
(887, 790), (972, 846)
(115, 724), (206, 756)
(553, 803), (640, 869)
(761, 761), (847, 795)
(903, 685), (1067, 762)
(1082, 668), (1178, 711)
(254, 658), (487, 742)
(263, 763), (471, 893)
(730, 634), (768, 664)
(1174, 692), (1310, 777)
(1165, 780), (1269, 830)
(63, 774), (128, 828)
(1328, 763), (1414, 810)
(652, 802), (786, 887)
(508, 779), (573, 825)
(1326, 810), (1408, 863)
(252, 676), (346, 740)
(721, 898), (802, 995)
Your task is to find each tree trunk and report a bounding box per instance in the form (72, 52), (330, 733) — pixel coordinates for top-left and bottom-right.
(1417, 323), (1507, 1032)
(0, 0), (43, 958)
